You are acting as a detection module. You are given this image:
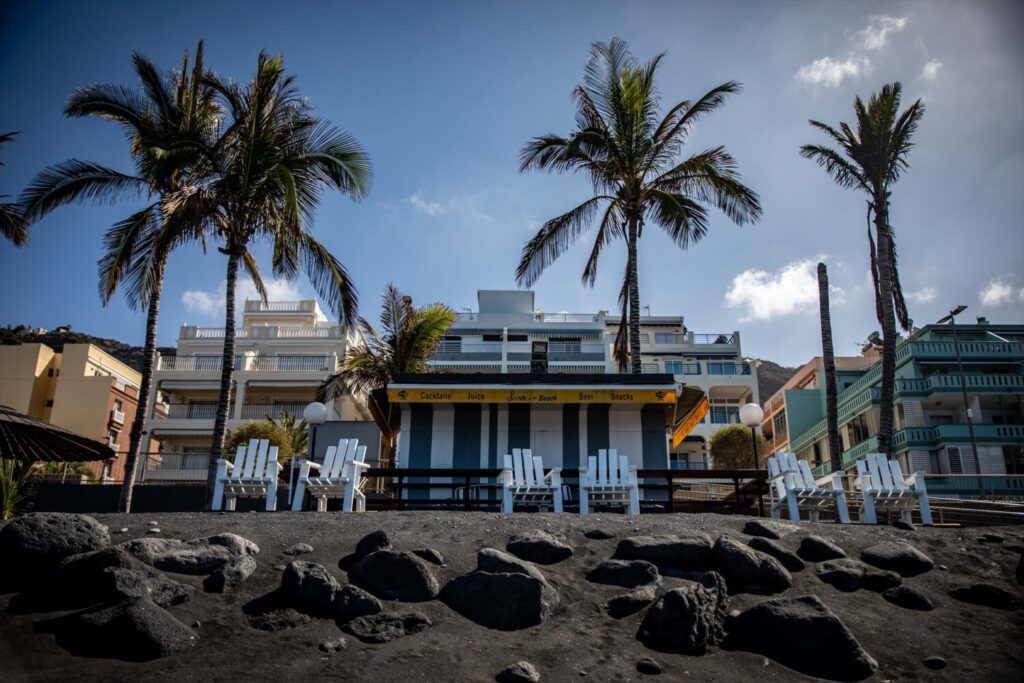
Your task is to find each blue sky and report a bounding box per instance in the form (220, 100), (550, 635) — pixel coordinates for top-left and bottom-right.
(1, 0), (1021, 366)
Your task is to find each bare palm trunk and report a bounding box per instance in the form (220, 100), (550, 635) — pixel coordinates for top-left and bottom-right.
(817, 262), (842, 473)
(118, 256), (166, 513)
(627, 216), (642, 374)
(873, 199), (898, 457)
(207, 247), (241, 507)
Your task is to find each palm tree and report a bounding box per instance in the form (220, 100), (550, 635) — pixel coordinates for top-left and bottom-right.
(190, 52), (372, 497)
(19, 44), (224, 512)
(318, 284), (456, 449)
(817, 262), (842, 472)
(1, 132), (29, 246)
(801, 83), (924, 457)
(267, 412), (308, 459)
(517, 38), (761, 371)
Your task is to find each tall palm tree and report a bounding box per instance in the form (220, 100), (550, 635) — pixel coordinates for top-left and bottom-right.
(1, 132), (29, 246)
(19, 44), (225, 512)
(320, 284), (456, 400)
(189, 52), (372, 497)
(801, 83), (924, 457)
(517, 38), (761, 371)
(817, 262), (842, 472)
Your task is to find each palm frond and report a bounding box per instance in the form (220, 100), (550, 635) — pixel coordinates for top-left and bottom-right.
(19, 160), (146, 221)
(97, 203), (160, 306)
(298, 234), (358, 327)
(515, 195), (611, 287)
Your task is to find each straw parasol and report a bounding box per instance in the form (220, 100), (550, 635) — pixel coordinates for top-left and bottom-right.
(0, 404), (116, 462)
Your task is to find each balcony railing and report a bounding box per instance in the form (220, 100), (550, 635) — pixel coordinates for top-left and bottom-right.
(110, 408), (125, 425)
(707, 362), (751, 376)
(158, 355), (237, 371)
(180, 325), (343, 340)
(244, 300), (315, 313)
(692, 333), (736, 345)
(154, 403), (218, 420)
(247, 355), (335, 372)
(140, 451), (210, 483)
(534, 312), (601, 323)
(239, 403), (308, 420)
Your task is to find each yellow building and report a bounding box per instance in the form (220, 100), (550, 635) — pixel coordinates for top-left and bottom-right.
(0, 342), (150, 481)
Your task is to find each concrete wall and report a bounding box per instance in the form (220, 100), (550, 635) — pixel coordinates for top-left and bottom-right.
(0, 343), (55, 417)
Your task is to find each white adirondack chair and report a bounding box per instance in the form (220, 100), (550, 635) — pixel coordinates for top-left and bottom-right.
(211, 438), (282, 511)
(578, 449), (640, 515)
(766, 451), (851, 523)
(500, 448), (564, 513)
(854, 452), (932, 525)
(290, 438), (369, 512)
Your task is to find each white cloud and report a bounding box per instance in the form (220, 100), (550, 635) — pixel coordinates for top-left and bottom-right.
(406, 191), (491, 221)
(182, 278), (302, 318)
(408, 193), (446, 216)
(795, 56), (871, 88)
(725, 259), (845, 322)
(905, 286), (938, 304)
(857, 15), (908, 50)
(979, 277), (1024, 307)
(921, 59), (942, 81)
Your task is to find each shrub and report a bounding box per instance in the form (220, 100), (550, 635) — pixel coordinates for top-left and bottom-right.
(708, 424), (769, 469)
(226, 422), (293, 462)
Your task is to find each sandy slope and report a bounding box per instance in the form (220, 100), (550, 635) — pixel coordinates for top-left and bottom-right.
(1, 511), (1022, 682)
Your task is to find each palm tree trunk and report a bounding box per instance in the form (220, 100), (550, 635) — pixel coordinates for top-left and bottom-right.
(873, 198), (898, 457)
(207, 247), (241, 506)
(117, 255), (166, 513)
(626, 216), (642, 374)
(817, 263), (842, 473)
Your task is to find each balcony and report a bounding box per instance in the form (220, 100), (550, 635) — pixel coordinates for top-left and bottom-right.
(158, 354), (336, 372)
(897, 374), (1024, 396)
(179, 325), (344, 340)
(238, 402), (308, 420)
(141, 452), (210, 483)
(641, 360), (748, 376)
(154, 403), (218, 420)
(244, 300), (316, 313)
(110, 408), (125, 425)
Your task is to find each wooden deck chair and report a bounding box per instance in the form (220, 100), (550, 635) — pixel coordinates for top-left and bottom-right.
(766, 451), (850, 523)
(211, 438), (282, 511)
(499, 448), (563, 513)
(578, 449), (640, 515)
(854, 452), (932, 525)
(291, 438), (369, 512)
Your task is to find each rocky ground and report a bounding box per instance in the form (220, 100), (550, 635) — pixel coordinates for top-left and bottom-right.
(1, 511), (1022, 682)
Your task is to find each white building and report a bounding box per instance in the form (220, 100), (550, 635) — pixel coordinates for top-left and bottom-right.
(141, 299), (366, 481)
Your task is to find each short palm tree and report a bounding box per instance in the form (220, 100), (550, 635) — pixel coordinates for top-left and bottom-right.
(801, 82), (924, 458)
(267, 412), (308, 459)
(188, 52), (372, 495)
(19, 44), (224, 512)
(1, 132), (29, 246)
(318, 284), (456, 438)
(517, 38), (761, 371)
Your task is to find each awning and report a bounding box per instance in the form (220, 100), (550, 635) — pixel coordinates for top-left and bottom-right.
(149, 429), (214, 437)
(245, 380), (321, 388)
(669, 387), (709, 447)
(0, 404), (116, 462)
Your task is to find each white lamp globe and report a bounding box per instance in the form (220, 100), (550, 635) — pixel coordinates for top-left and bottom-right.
(739, 402), (764, 427)
(303, 401), (329, 425)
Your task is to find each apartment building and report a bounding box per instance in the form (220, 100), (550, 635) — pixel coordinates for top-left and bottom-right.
(604, 316), (760, 470)
(775, 321), (1024, 480)
(0, 342), (150, 481)
(760, 352), (879, 456)
(142, 299), (366, 481)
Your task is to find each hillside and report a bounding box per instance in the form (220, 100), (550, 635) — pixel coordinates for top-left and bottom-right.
(755, 359), (799, 402)
(0, 326), (175, 373)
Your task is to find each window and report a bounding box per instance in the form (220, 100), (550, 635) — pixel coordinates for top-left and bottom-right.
(46, 399), (54, 408)
(773, 410), (787, 436)
(482, 334), (502, 342)
(507, 334), (528, 342)
(113, 399), (123, 412)
(47, 368), (54, 377)
(108, 429), (119, 446)
(946, 447), (964, 474)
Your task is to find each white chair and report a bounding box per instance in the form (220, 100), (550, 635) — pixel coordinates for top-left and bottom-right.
(578, 449), (640, 515)
(211, 439), (282, 511)
(290, 438), (369, 512)
(500, 448), (563, 513)
(854, 452), (932, 525)
(767, 451), (851, 523)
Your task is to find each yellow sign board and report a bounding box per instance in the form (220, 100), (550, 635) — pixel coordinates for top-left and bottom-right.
(672, 396), (710, 447)
(388, 387), (676, 405)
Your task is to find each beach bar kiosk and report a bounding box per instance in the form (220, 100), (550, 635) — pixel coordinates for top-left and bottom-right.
(387, 372), (707, 500)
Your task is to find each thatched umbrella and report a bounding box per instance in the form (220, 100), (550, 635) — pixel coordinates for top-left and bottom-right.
(0, 404), (115, 462)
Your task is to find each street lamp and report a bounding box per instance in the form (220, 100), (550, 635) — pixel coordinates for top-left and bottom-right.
(935, 305), (984, 496)
(291, 401), (329, 507)
(740, 402), (765, 469)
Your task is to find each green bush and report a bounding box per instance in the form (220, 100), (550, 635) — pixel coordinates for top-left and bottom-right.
(225, 422), (293, 462)
(1, 457), (36, 520)
(708, 424), (770, 470)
